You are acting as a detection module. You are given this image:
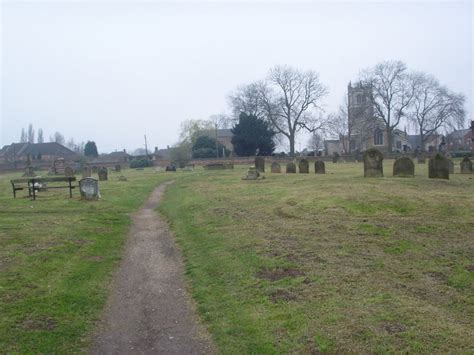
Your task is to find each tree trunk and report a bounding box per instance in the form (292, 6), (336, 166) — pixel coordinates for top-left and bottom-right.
(386, 126), (393, 152)
(289, 135), (295, 156)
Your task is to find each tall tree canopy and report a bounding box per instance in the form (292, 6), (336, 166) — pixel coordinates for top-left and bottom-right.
(84, 141), (99, 157)
(192, 135), (228, 158)
(229, 65), (327, 156)
(231, 113), (275, 156)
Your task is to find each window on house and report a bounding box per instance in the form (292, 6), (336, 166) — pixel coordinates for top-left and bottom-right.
(356, 94), (363, 104)
(374, 129), (384, 145)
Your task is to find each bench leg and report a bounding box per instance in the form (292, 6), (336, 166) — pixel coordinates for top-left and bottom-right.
(69, 179), (72, 198)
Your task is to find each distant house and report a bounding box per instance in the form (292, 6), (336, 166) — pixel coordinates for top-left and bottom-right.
(92, 150), (131, 163)
(446, 128), (473, 151)
(197, 129), (234, 153)
(0, 142), (78, 162)
(407, 134), (444, 152)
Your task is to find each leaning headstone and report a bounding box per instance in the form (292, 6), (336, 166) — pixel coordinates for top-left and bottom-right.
(460, 156), (472, 173)
(115, 164), (122, 172)
(82, 166), (92, 178)
(271, 162), (281, 173)
(98, 167), (108, 181)
(298, 159), (309, 174)
(242, 166), (263, 180)
(79, 178), (100, 201)
(428, 153), (449, 180)
(286, 162), (296, 174)
(363, 148), (383, 178)
(315, 160), (325, 174)
(255, 156), (265, 173)
(393, 157), (414, 177)
(448, 159), (454, 174)
(64, 166), (75, 177)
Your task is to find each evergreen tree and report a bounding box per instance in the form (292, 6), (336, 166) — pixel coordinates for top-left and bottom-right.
(84, 141), (99, 157)
(231, 113), (275, 156)
(192, 135), (229, 158)
(27, 124), (35, 143)
(20, 128), (27, 143)
(37, 129), (44, 143)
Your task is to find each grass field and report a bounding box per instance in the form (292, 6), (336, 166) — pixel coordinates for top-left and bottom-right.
(158, 161), (474, 353)
(1, 161), (473, 353)
(0, 168), (172, 353)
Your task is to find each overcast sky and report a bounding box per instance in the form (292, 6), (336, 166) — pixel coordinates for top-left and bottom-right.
(1, 1), (472, 153)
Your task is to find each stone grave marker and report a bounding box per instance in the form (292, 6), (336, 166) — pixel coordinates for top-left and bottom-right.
(118, 175), (128, 181)
(286, 162), (296, 174)
(165, 165), (176, 172)
(98, 167), (108, 181)
(22, 166), (36, 177)
(255, 156), (265, 173)
(460, 156), (472, 173)
(363, 148), (383, 178)
(64, 166), (75, 177)
(393, 156), (414, 177)
(299, 159), (309, 173)
(79, 178), (100, 200)
(115, 164), (122, 172)
(448, 159), (454, 174)
(82, 167), (92, 178)
(315, 160), (325, 174)
(271, 162), (281, 173)
(428, 153), (449, 179)
(242, 166), (263, 180)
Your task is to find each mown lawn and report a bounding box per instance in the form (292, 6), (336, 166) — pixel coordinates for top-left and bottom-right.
(0, 168), (172, 353)
(159, 160), (474, 353)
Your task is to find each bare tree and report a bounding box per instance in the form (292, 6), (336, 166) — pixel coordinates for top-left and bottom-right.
(27, 124), (35, 143)
(66, 138), (76, 150)
(307, 132), (324, 153)
(361, 60), (415, 152)
(37, 128), (44, 143)
(51, 132), (65, 145)
(408, 73), (465, 151)
(20, 128), (27, 143)
(229, 65), (328, 155)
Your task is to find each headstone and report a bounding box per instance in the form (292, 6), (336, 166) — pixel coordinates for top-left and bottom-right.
(165, 165), (176, 172)
(118, 175), (128, 181)
(363, 148), (383, 178)
(22, 166), (36, 177)
(242, 166), (263, 180)
(98, 167), (108, 181)
(79, 178), (100, 200)
(448, 159), (454, 174)
(460, 156), (472, 173)
(52, 159), (66, 175)
(393, 156), (414, 177)
(298, 159), (309, 174)
(286, 162), (296, 174)
(115, 164), (122, 172)
(315, 160), (325, 174)
(332, 152), (340, 163)
(271, 162), (281, 173)
(82, 166), (92, 178)
(255, 156), (265, 173)
(64, 166), (75, 177)
(428, 153), (449, 180)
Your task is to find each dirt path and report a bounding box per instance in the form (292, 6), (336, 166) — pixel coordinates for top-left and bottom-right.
(91, 182), (214, 354)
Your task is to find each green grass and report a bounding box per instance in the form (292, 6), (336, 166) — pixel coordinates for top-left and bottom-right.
(158, 160), (474, 353)
(0, 168), (172, 353)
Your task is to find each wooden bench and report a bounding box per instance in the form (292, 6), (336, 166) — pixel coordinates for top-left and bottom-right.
(11, 177), (77, 200)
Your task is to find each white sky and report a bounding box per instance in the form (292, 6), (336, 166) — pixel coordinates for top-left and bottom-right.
(1, 0), (472, 153)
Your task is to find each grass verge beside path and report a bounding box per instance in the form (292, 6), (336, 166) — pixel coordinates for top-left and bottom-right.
(159, 161), (474, 353)
(0, 168), (172, 353)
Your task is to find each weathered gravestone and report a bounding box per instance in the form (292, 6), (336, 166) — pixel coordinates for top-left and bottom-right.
(428, 153), (449, 180)
(448, 159), (454, 174)
(363, 148), (383, 178)
(118, 175), (128, 181)
(286, 162), (296, 174)
(271, 162), (281, 173)
(165, 165), (176, 172)
(299, 159), (309, 174)
(255, 156), (265, 173)
(64, 166), (75, 177)
(242, 166), (263, 180)
(115, 164), (122, 172)
(22, 166), (36, 177)
(315, 160), (325, 174)
(98, 167), (108, 181)
(460, 156), (472, 173)
(79, 178), (100, 200)
(393, 157), (414, 177)
(82, 167), (92, 178)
